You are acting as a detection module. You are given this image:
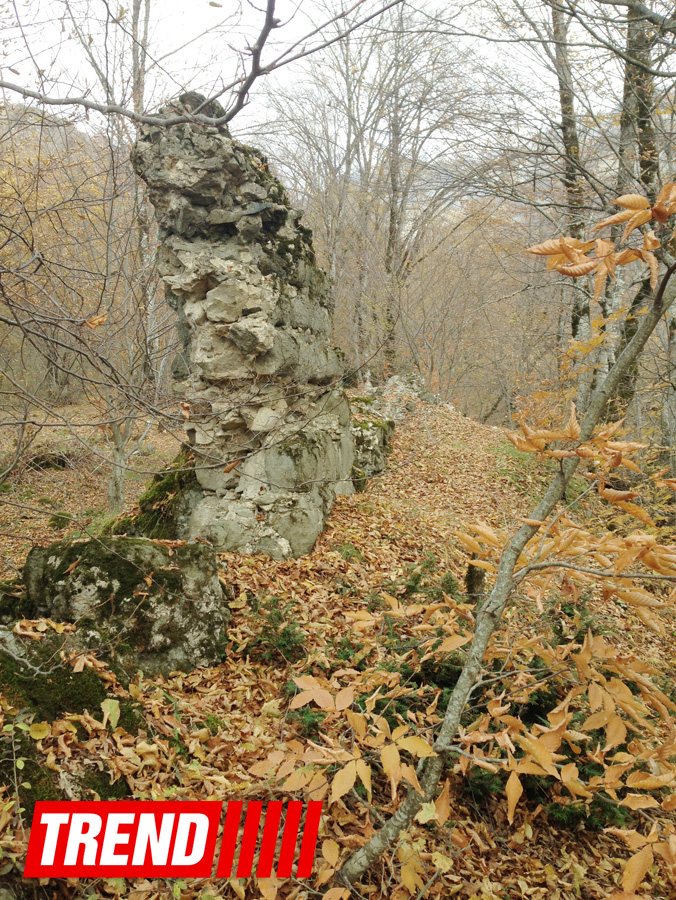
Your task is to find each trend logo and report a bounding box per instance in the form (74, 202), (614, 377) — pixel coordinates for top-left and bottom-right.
(24, 800), (323, 878)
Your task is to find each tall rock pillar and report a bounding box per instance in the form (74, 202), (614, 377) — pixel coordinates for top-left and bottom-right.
(131, 95), (353, 558)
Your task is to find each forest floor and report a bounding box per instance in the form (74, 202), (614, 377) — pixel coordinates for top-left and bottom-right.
(1, 398), (675, 900)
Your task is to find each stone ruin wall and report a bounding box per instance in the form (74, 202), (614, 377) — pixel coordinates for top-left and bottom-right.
(132, 95), (354, 559)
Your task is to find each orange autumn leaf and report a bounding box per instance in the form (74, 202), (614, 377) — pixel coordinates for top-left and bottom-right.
(506, 771), (523, 824)
(622, 845), (653, 894)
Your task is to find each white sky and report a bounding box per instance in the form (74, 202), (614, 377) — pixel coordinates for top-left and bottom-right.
(0, 1), (391, 133)
(0, 0), (628, 162)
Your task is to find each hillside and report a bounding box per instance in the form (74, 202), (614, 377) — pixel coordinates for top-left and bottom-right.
(1, 399), (675, 900)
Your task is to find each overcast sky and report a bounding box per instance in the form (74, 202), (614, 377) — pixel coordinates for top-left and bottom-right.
(0, 0), (391, 132)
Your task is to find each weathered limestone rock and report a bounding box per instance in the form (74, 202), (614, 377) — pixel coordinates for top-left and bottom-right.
(349, 375), (440, 490)
(20, 537), (228, 676)
(351, 413), (395, 491)
(131, 94), (354, 558)
(361, 373), (441, 424)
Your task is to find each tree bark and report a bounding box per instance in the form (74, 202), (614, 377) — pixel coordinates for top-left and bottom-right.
(607, 8), (659, 418)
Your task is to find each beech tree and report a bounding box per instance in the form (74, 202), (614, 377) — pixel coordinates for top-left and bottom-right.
(336, 185), (676, 888)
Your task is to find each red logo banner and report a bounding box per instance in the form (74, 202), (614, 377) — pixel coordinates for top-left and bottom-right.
(24, 800), (322, 879)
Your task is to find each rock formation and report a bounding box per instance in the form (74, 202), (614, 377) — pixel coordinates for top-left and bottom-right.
(131, 94), (354, 558)
(19, 537), (228, 677)
(350, 375), (439, 489)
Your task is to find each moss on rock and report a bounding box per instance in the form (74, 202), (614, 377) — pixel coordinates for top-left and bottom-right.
(0, 580), (24, 625)
(0, 726), (62, 821)
(0, 630), (136, 820)
(21, 536), (229, 678)
(80, 767), (131, 801)
(350, 409), (395, 490)
(0, 633), (108, 719)
(102, 450), (201, 539)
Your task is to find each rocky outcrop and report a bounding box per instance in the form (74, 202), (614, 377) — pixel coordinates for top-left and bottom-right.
(19, 537), (228, 677)
(131, 94), (353, 558)
(350, 402), (395, 491)
(359, 373), (441, 424)
(349, 375), (439, 489)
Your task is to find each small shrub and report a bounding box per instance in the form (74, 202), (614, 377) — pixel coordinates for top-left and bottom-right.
(288, 706), (326, 737)
(438, 571), (459, 597)
(248, 597), (306, 663)
(545, 794), (633, 831)
(463, 767), (505, 807)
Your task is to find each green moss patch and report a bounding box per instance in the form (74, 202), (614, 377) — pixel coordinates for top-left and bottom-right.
(103, 450), (200, 539)
(0, 632), (138, 819)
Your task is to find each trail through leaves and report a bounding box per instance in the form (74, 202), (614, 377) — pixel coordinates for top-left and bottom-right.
(2, 402), (675, 899)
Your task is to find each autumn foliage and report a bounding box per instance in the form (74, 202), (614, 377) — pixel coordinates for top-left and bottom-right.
(5, 192), (676, 900)
(525, 186), (676, 301)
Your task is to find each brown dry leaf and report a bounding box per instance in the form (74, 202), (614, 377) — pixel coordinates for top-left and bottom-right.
(525, 237), (569, 255)
(400, 763), (423, 795)
(355, 759), (372, 797)
(643, 229), (660, 250)
(257, 880), (278, 900)
(84, 314), (108, 328)
(322, 839), (340, 867)
(605, 895), (648, 900)
(621, 794), (661, 810)
(594, 264), (609, 301)
(466, 559), (497, 572)
(651, 182), (676, 221)
(515, 734), (559, 777)
(290, 688), (335, 710)
(615, 247), (641, 264)
(622, 845), (653, 893)
(335, 685), (354, 711)
(622, 209), (653, 242)
(396, 735), (436, 757)
(625, 771), (675, 790)
(604, 714), (627, 750)
(635, 606), (666, 635)
(437, 633), (471, 653)
(644, 251), (659, 289)
(381, 743), (400, 778)
(330, 760), (357, 805)
(400, 859), (425, 893)
(600, 486), (638, 502)
(615, 194), (651, 210)
(566, 403), (581, 440)
(506, 770), (523, 824)
(593, 208), (637, 231)
(435, 779), (451, 825)
(346, 709), (367, 738)
(557, 258), (599, 278)
(614, 500), (655, 527)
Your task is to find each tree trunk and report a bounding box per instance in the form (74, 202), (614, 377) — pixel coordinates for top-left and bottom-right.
(107, 447), (127, 513)
(606, 9), (659, 419)
(383, 83), (402, 375)
(550, 6), (595, 409)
